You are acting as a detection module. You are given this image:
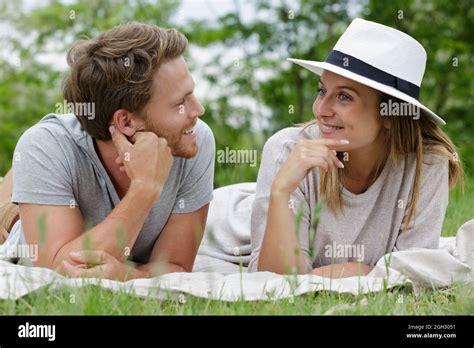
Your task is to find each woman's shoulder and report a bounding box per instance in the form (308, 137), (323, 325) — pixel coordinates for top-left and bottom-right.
(263, 123), (320, 152)
(404, 151), (450, 167)
(423, 151), (451, 166)
(398, 152), (449, 186)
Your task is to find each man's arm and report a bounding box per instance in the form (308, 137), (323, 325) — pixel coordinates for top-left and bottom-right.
(21, 180), (159, 270)
(137, 203), (209, 277)
(22, 127), (172, 271)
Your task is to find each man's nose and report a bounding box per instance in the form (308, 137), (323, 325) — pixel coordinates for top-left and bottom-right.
(192, 98), (205, 118)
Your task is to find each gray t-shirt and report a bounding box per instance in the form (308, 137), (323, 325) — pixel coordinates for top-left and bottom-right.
(10, 113), (215, 264)
(248, 124), (449, 272)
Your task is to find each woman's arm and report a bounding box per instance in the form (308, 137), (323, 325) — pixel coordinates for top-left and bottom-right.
(311, 262), (373, 278)
(258, 187), (309, 274)
(256, 137), (347, 274)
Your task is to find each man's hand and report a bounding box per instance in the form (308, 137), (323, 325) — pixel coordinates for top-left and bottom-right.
(310, 262), (373, 278)
(110, 126), (173, 199)
(60, 250), (143, 281)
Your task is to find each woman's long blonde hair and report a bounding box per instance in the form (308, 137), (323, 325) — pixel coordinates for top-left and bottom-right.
(304, 92), (464, 232)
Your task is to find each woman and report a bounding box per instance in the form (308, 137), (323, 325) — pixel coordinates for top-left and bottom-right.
(248, 18), (463, 277)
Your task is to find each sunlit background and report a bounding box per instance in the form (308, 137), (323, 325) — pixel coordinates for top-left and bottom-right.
(0, 0), (472, 187)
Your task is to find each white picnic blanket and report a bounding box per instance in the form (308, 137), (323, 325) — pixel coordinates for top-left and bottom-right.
(0, 183), (472, 301)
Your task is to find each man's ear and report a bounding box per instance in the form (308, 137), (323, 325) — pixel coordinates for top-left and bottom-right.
(111, 109), (144, 137)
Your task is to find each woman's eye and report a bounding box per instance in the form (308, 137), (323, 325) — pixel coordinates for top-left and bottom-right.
(338, 93), (352, 101)
(317, 88), (326, 96)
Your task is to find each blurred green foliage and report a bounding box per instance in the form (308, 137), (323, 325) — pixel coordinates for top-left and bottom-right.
(0, 0), (472, 187)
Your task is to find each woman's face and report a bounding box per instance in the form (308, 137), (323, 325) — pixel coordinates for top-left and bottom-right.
(312, 70), (386, 152)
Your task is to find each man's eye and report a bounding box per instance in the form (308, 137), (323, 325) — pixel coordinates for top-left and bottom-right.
(178, 99), (186, 106)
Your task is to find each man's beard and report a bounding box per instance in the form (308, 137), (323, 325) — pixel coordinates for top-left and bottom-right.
(145, 119), (198, 159)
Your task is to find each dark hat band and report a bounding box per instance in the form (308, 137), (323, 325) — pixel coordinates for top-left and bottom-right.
(325, 50), (420, 100)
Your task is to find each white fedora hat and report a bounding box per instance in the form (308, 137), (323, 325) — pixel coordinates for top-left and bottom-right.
(289, 18), (445, 125)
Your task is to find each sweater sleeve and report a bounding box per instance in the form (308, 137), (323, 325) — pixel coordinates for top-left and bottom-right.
(248, 128), (313, 272)
(393, 156), (449, 251)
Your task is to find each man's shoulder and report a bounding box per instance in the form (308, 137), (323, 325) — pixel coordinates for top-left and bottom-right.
(14, 114), (86, 171)
(16, 113), (81, 147)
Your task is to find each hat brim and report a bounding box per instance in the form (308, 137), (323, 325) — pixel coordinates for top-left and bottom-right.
(288, 58), (445, 125)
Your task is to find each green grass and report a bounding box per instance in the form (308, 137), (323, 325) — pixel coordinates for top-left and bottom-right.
(0, 282), (472, 315)
(442, 173), (474, 237)
(1, 177), (473, 315)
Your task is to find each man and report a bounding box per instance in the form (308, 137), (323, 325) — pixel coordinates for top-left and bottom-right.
(0, 23), (215, 280)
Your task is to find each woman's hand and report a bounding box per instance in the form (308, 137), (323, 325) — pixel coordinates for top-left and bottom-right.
(272, 138), (349, 195)
(310, 262), (373, 278)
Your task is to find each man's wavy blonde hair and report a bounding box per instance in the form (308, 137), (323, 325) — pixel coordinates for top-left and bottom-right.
(63, 23), (187, 140)
(302, 92), (464, 232)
